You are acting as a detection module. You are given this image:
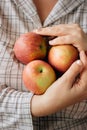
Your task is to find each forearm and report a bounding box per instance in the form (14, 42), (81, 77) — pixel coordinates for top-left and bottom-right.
(0, 85), (33, 129)
(31, 94), (49, 117)
(31, 81), (61, 117)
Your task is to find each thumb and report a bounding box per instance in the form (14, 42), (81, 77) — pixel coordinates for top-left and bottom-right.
(63, 60), (83, 87)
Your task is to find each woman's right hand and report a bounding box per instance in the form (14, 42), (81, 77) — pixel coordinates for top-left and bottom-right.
(31, 51), (87, 117)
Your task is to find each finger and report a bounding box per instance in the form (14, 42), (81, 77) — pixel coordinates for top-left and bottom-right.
(49, 35), (74, 45)
(33, 24), (74, 36)
(63, 60), (84, 88)
(71, 51), (87, 95)
(49, 35), (84, 52)
(78, 51), (87, 85)
(79, 51), (87, 66)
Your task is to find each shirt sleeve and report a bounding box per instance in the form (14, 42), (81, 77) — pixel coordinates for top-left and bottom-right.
(0, 85), (34, 130)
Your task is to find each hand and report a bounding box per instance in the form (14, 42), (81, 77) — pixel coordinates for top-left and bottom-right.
(34, 24), (87, 52)
(31, 51), (87, 117)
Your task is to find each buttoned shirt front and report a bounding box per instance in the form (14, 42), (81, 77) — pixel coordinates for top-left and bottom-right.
(0, 0), (87, 130)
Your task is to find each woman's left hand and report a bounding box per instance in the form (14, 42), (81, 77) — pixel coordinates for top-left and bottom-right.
(34, 24), (87, 52)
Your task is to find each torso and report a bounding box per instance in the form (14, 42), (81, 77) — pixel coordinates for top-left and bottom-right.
(33, 0), (58, 23)
(0, 0), (87, 129)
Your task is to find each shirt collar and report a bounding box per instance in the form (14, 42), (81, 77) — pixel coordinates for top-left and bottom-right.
(13, 0), (42, 28)
(44, 0), (84, 26)
(13, 0), (84, 27)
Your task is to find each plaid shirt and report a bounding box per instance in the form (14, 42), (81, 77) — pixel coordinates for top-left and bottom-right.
(0, 0), (87, 130)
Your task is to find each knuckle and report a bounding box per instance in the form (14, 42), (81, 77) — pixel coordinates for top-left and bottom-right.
(77, 28), (83, 35)
(76, 30), (83, 40)
(73, 24), (82, 32)
(72, 26), (83, 39)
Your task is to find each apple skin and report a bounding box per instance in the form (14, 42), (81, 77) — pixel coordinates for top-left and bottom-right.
(23, 60), (56, 95)
(13, 32), (47, 64)
(48, 45), (79, 73)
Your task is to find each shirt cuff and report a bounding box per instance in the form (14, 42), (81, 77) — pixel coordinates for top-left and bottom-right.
(17, 91), (34, 129)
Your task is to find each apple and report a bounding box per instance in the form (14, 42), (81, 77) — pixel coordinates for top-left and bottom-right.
(23, 60), (56, 95)
(48, 45), (79, 73)
(13, 32), (47, 64)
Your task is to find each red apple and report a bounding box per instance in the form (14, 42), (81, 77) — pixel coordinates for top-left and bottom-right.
(23, 60), (56, 95)
(13, 32), (47, 64)
(48, 45), (79, 73)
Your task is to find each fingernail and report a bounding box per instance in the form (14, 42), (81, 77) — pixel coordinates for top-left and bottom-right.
(33, 28), (42, 33)
(49, 40), (54, 45)
(76, 60), (82, 66)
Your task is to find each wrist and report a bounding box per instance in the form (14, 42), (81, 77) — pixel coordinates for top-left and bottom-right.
(31, 92), (58, 117)
(31, 94), (47, 117)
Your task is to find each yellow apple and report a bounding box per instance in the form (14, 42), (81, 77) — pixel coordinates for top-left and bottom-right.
(48, 45), (79, 73)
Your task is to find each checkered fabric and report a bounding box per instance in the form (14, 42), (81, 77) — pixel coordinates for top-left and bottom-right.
(0, 0), (87, 130)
